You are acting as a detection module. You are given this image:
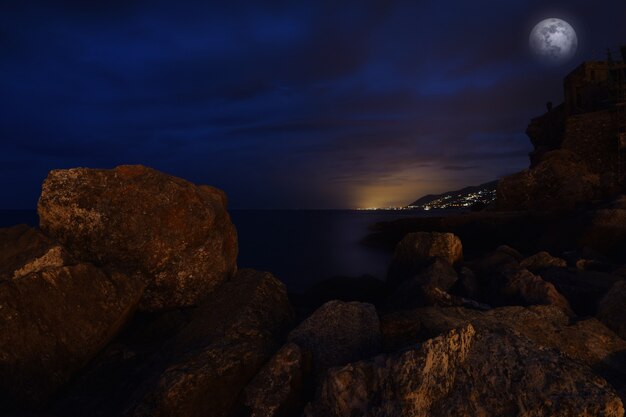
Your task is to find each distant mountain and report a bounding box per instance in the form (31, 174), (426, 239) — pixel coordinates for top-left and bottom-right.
(408, 180), (499, 210)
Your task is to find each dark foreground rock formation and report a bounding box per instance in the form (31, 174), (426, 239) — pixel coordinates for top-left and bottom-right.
(1, 165), (625, 417)
(0, 227), (144, 411)
(305, 324), (624, 417)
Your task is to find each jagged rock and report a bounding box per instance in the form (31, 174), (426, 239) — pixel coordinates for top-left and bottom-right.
(388, 232), (462, 283)
(305, 323), (624, 417)
(502, 268), (574, 316)
(126, 270), (293, 417)
(288, 301), (381, 373)
(37, 165), (238, 311)
(541, 268), (623, 316)
(520, 251), (567, 271)
(0, 225), (74, 280)
(496, 149), (600, 211)
(238, 343), (307, 417)
(386, 305), (626, 400)
(597, 280), (626, 340)
(0, 263), (144, 411)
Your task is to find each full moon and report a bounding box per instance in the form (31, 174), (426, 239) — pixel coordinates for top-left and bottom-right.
(529, 18), (578, 64)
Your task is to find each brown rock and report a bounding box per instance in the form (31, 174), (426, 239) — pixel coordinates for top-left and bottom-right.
(389, 305), (626, 400)
(0, 225), (74, 280)
(409, 257), (458, 291)
(597, 280), (626, 340)
(502, 268), (574, 316)
(0, 263), (144, 410)
(496, 149), (600, 211)
(388, 232), (462, 283)
(239, 343), (307, 417)
(37, 165), (238, 311)
(305, 324), (624, 417)
(520, 251), (567, 271)
(288, 301), (381, 373)
(128, 269), (294, 417)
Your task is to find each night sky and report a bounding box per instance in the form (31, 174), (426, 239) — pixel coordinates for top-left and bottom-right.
(2, 1), (625, 209)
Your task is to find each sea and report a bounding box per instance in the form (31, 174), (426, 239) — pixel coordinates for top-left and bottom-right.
(0, 209), (454, 292)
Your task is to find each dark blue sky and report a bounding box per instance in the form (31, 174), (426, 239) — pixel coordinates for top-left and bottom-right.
(1, 1), (625, 209)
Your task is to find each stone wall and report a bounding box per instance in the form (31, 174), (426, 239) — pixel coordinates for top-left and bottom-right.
(562, 110), (619, 185)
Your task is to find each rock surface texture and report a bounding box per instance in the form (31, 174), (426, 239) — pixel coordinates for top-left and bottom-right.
(127, 269), (294, 417)
(385, 305), (626, 400)
(0, 262), (144, 411)
(0, 225), (75, 280)
(388, 232), (462, 283)
(239, 343), (307, 417)
(37, 165), (238, 311)
(288, 301), (381, 374)
(305, 324), (625, 417)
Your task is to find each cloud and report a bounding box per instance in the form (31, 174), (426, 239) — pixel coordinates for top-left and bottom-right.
(1, 0), (625, 208)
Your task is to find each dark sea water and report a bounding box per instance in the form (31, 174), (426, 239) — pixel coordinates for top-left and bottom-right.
(0, 209), (450, 292)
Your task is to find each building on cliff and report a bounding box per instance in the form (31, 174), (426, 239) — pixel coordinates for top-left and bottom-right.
(527, 45), (626, 190)
(497, 45), (626, 211)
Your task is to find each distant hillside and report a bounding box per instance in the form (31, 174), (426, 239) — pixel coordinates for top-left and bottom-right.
(408, 180), (499, 210)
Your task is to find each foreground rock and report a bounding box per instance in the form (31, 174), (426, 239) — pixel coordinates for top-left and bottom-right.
(238, 343), (308, 417)
(0, 225), (74, 280)
(305, 324), (624, 417)
(129, 270), (293, 417)
(38, 165), (238, 311)
(0, 263), (144, 411)
(288, 301), (381, 374)
(382, 305), (626, 400)
(597, 280), (626, 340)
(388, 232), (462, 283)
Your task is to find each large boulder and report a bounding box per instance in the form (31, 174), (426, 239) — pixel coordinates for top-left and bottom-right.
(383, 305), (626, 400)
(127, 270), (293, 417)
(0, 225), (74, 280)
(496, 149), (600, 211)
(288, 301), (381, 374)
(37, 165), (238, 311)
(388, 232), (462, 283)
(238, 343), (308, 417)
(305, 324), (624, 417)
(0, 262), (144, 411)
(597, 280), (626, 340)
